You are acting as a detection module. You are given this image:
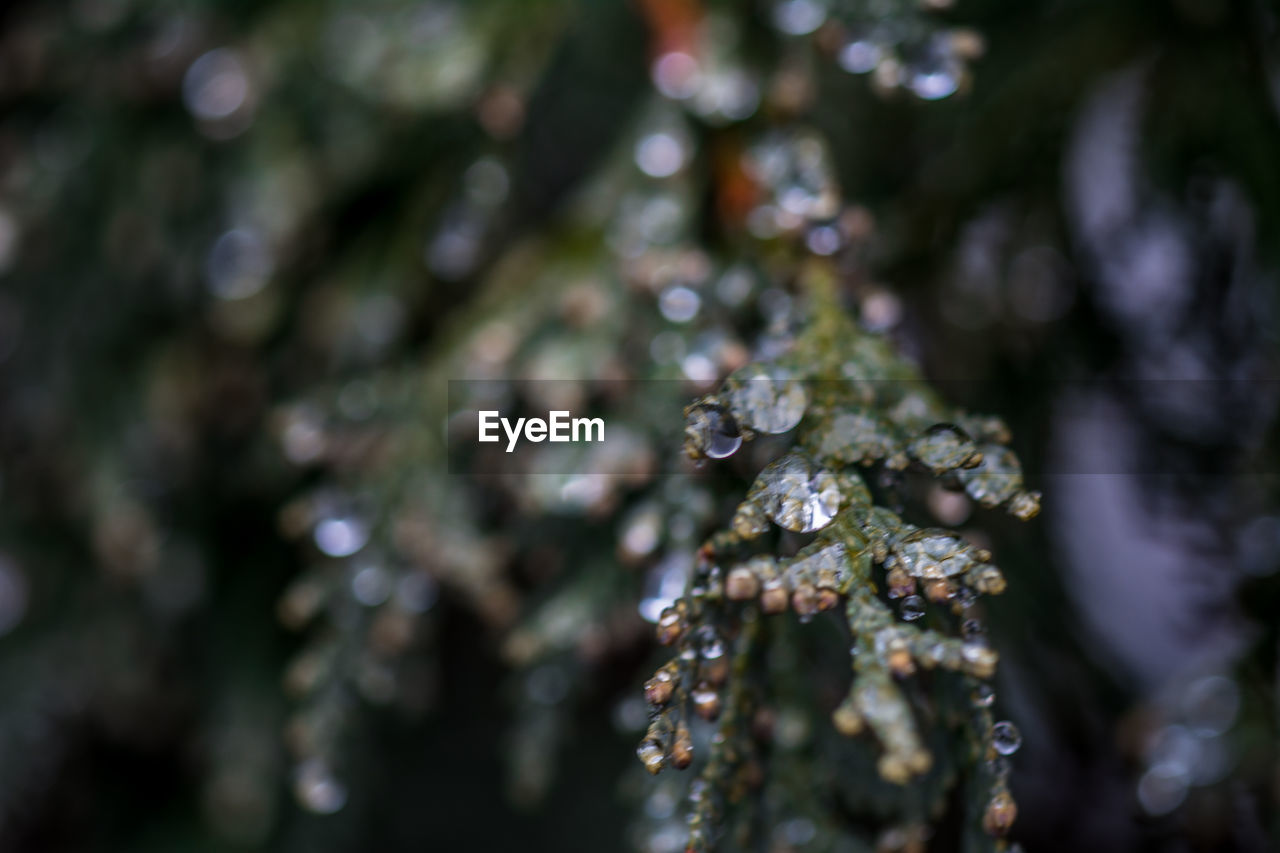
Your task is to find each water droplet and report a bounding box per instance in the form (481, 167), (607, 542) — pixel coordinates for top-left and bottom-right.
(350, 563), (391, 606)
(908, 423), (979, 474)
(620, 504), (663, 558)
(689, 65), (760, 123)
(635, 132), (688, 178)
(745, 133), (840, 222)
(893, 528), (972, 579)
(651, 51), (701, 100)
(972, 683), (995, 707)
(293, 759), (347, 814)
(749, 453), (842, 533)
(206, 228), (272, 300)
(837, 40), (883, 74)
(658, 285), (700, 323)
(684, 403), (743, 460)
(899, 595), (925, 621)
(1137, 762), (1189, 816)
(314, 517), (370, 558)
(681, 352), (717, 383)
(772, 0), (826, 35)
(183, 48), (250, 121)
(724, 364), (807, 434)
(958, 444), (1023, 507)
(636, 739), (666, 774)
(991, 720), (1022, 755)
(805, 224), (842, 255)
(909, 67), (958, 100)
(640, 552), (690, 623)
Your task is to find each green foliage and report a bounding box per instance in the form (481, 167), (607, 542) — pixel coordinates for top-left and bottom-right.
(1, 0), (1277, 851)
(636, 263), (1034, 851)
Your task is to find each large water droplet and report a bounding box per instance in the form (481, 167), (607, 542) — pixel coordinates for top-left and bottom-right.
(724, 364), (807, 434)
(991, 720), (1022, 755)
(749, 453), (842, 533)
(899, 595), (925, 621)
(658, 285), (700, 323)
(892, 528), (971, 579)
(684, 403), (743, 460)
(908, 423), (979, 474)
(958, 443), (1023, 507)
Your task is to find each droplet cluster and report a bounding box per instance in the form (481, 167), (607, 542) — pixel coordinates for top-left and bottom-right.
(641, 261), (1038, 847)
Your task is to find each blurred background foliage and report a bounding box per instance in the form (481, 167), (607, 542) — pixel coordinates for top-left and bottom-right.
(0, 0), (1278, 851)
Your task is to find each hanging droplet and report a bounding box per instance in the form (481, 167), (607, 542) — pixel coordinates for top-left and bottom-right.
(898, 595), (926, 621)
(958, 444), (1023, 507)
(656, 606), (684, 645)
(991, 720), (1022, 755)
(724, 364), (807, 435)
(906, 34), (962, 102)
(748, 453), (842, 533)
(892, 528), (972, 580)
(971, 683), (996, 707)
(691, 684), (722, 720)
(907, 423), (980, 475)
(684, 402), (743, 460)
(636, 738), (666, 774)
(644, 667), (677, 706)
(1008, 490), (1042, 520)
